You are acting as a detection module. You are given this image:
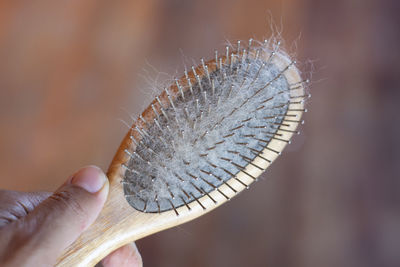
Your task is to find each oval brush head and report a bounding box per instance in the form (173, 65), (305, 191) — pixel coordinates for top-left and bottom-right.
(123, 39), (307, 214)
(56, 39), (308, 267)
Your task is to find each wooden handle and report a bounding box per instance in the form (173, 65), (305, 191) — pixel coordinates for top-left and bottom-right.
(55, 131), (144, 266)
(54, 164), (218, 266)
(55, 131), (214, 266)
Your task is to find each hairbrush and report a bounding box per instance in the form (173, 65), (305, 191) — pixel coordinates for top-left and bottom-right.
(55, 39), (309, 266)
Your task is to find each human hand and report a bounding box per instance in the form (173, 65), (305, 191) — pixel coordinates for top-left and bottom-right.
(0, 166), (142, 267)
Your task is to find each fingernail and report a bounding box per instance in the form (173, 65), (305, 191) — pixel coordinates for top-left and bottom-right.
(71, 166), (107, 193)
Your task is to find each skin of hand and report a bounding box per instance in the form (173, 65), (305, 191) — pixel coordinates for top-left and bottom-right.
(0, 166), (142, 267)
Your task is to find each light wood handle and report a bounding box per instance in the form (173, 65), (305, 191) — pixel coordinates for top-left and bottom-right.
(55, 162), (221, 266)
(55, 132), (217, 266)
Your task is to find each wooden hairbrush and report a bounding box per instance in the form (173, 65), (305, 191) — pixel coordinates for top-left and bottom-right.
(55, 39), (308, 266)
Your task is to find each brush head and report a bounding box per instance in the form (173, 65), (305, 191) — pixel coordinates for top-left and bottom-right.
(122, 40), (307, 214)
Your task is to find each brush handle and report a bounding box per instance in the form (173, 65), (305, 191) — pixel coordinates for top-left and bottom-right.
(55, 169), (218, 267)
(55, 133), (213, 266)
(55, 138), (140, 266)
(55, 178), (140, 266)
(55, 133), (153, 266)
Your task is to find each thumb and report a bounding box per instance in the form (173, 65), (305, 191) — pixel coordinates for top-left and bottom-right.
(16, 166), (109, 264)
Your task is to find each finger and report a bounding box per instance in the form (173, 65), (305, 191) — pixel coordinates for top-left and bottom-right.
(0, 190), (51, 212)
(5, 166), (109, 266)
(0, 191), (51, 227)
(23, 192), (53, 209)
(101, 243), (142, 267)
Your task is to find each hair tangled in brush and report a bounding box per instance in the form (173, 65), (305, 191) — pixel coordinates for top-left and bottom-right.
(122, 39), (308, 213)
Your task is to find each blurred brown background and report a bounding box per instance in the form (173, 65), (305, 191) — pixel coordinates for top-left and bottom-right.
(1, 0), (399, 266)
